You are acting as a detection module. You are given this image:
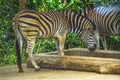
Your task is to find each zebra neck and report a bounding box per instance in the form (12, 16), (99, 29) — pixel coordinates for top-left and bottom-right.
(61, 10), (85, 35)
(69, 25), (83, 35)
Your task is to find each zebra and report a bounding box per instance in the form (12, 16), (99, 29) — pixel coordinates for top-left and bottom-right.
(13, 10), (97, 72)
(80, 6), (120, 50)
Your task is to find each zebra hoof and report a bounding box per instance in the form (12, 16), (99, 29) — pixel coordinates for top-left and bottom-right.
(18, 68), (24, 73)
(35, 67), (40, 71)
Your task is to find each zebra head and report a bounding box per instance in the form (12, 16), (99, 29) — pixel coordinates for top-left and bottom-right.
(81, 26), (97, 51)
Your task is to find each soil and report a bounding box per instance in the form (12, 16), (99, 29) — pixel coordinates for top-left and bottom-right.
(0, 64), (120, 80)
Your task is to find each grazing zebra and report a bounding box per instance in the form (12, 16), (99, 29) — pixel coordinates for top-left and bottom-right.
(13, 10), (97, 72)
(80, 6), (120, 50)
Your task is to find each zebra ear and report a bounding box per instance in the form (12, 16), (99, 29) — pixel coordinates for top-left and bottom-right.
(93, 26), (96, 30)
(92, 23), (96, 30)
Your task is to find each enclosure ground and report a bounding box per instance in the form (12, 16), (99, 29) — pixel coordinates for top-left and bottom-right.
(0, 64), (120, 80)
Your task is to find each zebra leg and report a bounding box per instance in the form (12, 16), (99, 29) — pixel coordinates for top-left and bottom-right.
(54, 38), (60, 54)
(26, 39), (40, 71)
(15, 38), (24, 72)
(54, 35), (66, 55)
(95, 31), (100, 50)
(101, 35), (107, 50)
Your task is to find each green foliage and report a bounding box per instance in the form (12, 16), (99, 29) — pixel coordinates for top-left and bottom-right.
(33, 39), (56, 53)
(65, 33), (85, 49)
(0, 0), (19, 66)
(108, 36), (120, 50)
(92, 0), (120, 6)
(0, 0), (120, 66)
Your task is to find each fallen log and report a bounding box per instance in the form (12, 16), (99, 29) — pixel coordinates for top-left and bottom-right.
(27, 56), (120, 74)
(27, 48), (120, 74)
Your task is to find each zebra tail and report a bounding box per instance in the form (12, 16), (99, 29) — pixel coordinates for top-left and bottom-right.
(13, 15), (24, 72)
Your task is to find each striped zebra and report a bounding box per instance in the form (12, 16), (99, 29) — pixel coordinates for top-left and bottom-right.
(80, 6), (120, 50)
(13, 10), (97, 72)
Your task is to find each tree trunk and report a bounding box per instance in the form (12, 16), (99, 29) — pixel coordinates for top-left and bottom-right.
(19, 0), (26, 10)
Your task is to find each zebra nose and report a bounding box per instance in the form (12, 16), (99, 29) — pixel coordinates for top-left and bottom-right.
(88, 44), (97, 51)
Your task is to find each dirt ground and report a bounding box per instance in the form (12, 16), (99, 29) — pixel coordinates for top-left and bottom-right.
(0, 64), (120, 80)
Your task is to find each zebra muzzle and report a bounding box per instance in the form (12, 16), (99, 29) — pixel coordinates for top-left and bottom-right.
(88, 44), (97, 51)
